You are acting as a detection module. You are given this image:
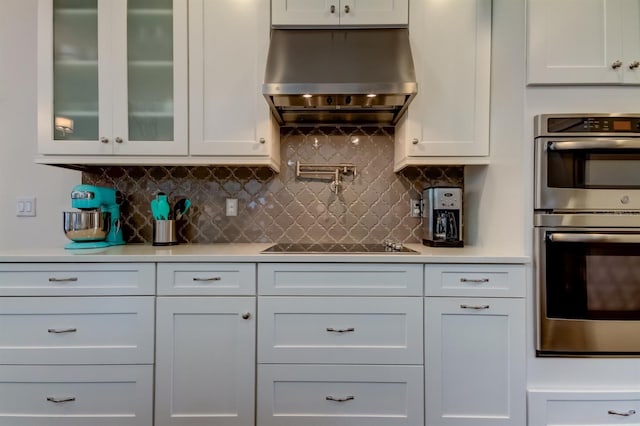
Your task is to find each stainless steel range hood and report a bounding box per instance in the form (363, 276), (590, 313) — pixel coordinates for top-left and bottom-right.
(263, 28), (417, 126)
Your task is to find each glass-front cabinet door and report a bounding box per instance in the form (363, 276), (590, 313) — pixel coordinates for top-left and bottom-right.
(37, 0), (187, 156)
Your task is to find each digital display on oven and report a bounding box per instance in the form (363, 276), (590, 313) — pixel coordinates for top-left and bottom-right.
(548, 117), (640, 133)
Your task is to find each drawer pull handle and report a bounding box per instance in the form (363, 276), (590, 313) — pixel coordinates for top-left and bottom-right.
(326, 395), (355, 402)
(48, 277), (78, 282)
(326, 327), (355, 333)
(460, 304), (490, 310)
(193, 277), (222, 282)
(608, 410), (636, 417)
(460, 278), (490, 283)
(47, 396), (76, 403)
(48, 328), (77, 334)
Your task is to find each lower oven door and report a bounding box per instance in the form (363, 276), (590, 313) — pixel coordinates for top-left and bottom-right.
(536, 227), (640, 356)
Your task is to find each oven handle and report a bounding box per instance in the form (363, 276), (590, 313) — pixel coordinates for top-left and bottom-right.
(547, 139), (640, 151)
(547, 232), (640, 244)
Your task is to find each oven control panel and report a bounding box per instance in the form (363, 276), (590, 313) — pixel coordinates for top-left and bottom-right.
(545, 116), (640, 134)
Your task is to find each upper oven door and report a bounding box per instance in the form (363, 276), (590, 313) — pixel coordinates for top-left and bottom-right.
(534, 137), (640, 210)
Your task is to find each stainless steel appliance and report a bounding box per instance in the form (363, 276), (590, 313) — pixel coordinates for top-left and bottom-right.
(534, 113), (640, 356)
(262, 29), (417, 125)
(261, 242), (419, 254)
(422, 187), (463, 247)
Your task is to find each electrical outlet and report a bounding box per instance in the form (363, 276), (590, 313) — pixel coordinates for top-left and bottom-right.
(16, 196), (36, 217)
(226, 198), (238, 216)
(410, 198), (423, 217)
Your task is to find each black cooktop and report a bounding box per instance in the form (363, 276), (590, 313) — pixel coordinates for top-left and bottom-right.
(261, 243), (419, 254)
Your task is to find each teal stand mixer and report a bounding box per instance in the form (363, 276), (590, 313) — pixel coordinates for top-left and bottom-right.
(63, 185), (125, 249)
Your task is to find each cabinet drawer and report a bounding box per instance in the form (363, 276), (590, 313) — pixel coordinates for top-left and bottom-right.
(258, 364), (423, 426)
(528, 390), (640, 425)
(0, 364), (152, 425)
(258, 263), (423, 296)
(0, 263), (155, 296)
(258, 296), (422, 364)
(157, 263), (255, 295)
(424, 264), (526, 297)
(0, 297), (154, 364)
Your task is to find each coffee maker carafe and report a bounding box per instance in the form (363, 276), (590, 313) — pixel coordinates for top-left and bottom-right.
(422, 186), (463, 247)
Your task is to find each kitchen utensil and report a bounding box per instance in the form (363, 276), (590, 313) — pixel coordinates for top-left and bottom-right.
(174, 198), (191, 220)
(154, 193), (171, 220)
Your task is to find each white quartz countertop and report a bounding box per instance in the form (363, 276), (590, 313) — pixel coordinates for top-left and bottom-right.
(0, 243), (529, 264)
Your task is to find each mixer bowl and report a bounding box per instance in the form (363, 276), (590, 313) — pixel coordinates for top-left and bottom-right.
(63, 210), (110, 242)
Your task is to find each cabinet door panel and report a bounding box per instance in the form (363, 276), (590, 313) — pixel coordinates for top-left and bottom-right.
(402, 0), (491, 158)
(272, 0), (339, 26)
(155, 297), (255, 426)
(341, 0), (408, 26)
(527, 0), (624, 84)
(425, 297), (526, 425)
(189, 0), (272, 157)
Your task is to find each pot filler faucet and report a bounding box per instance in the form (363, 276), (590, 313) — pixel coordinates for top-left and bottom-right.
(295, 161), (357, 194)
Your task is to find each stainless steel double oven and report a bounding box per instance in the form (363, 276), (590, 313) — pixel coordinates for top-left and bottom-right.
(534, 114), (640, 356)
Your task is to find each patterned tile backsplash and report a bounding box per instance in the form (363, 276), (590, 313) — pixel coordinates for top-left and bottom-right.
(83, 127), (463, 244)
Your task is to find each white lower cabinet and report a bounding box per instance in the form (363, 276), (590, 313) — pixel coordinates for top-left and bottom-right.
(0, 263), (156, 426)
(257, 263), (424, 426)
(425, 264), (526, 426)
(155, 263), (256, 426)
(258, 364), (423, 426)
(0, 364), (153, 425)
(528, 390), (640, 425)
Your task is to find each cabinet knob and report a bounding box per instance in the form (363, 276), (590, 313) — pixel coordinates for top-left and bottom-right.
(100, 137), (109, 144)
(629, 61), (640, 70)
(115, 137), (123, 144)
(611, 60), (623, 69)
(411, 138), (419, 145)
(259, 137), (266, 144)
(330, 4), (335, 13)
(241, 312), (251, 320)
(344, 5), (350, 13)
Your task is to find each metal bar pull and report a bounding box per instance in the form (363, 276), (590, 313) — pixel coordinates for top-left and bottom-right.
(608, 409), (636, 416)
(547, 139), (640, 151)
(48, 328), (77, 334)
(326, 327), (355, 333)
(48, 277), (78, 282)
(547, 233), (640, 244)
(460, 278), (490, 283)
(192, 277), (222, 282)
(460, 304), (490, 310)
(326, 395), (355, 402)
(47, 396), (76, 403)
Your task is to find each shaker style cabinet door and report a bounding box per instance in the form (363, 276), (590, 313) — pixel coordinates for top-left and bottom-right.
(155, 297), (255, 426)
(425, 297), (526, 426)
(188, 0), (279, 169)
(395, 0), (491, 169)
(271, 0), (409, 26)
(37, 0), (188, 155)
(527, 0), (640, 85)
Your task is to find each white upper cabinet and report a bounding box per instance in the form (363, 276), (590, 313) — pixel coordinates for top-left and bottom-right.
(37, 0), (188, 156)
(271, 0), (409, 27)
(189, 0), (279, 170)
(527, 0), (640, 85)
(394, 0), (492, 170)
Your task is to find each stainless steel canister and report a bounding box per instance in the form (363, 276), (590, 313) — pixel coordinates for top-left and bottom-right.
(153, 220), (178, 246)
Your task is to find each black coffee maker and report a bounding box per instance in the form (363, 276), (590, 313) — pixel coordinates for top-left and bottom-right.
(422, 186), (463, 247)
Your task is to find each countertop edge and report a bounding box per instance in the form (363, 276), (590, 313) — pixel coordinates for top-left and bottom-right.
(0, 244), (531, 264)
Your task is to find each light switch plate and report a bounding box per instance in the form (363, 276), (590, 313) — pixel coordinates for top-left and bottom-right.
(16, 196), (36, 217)
(226, 198), (238, 216)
